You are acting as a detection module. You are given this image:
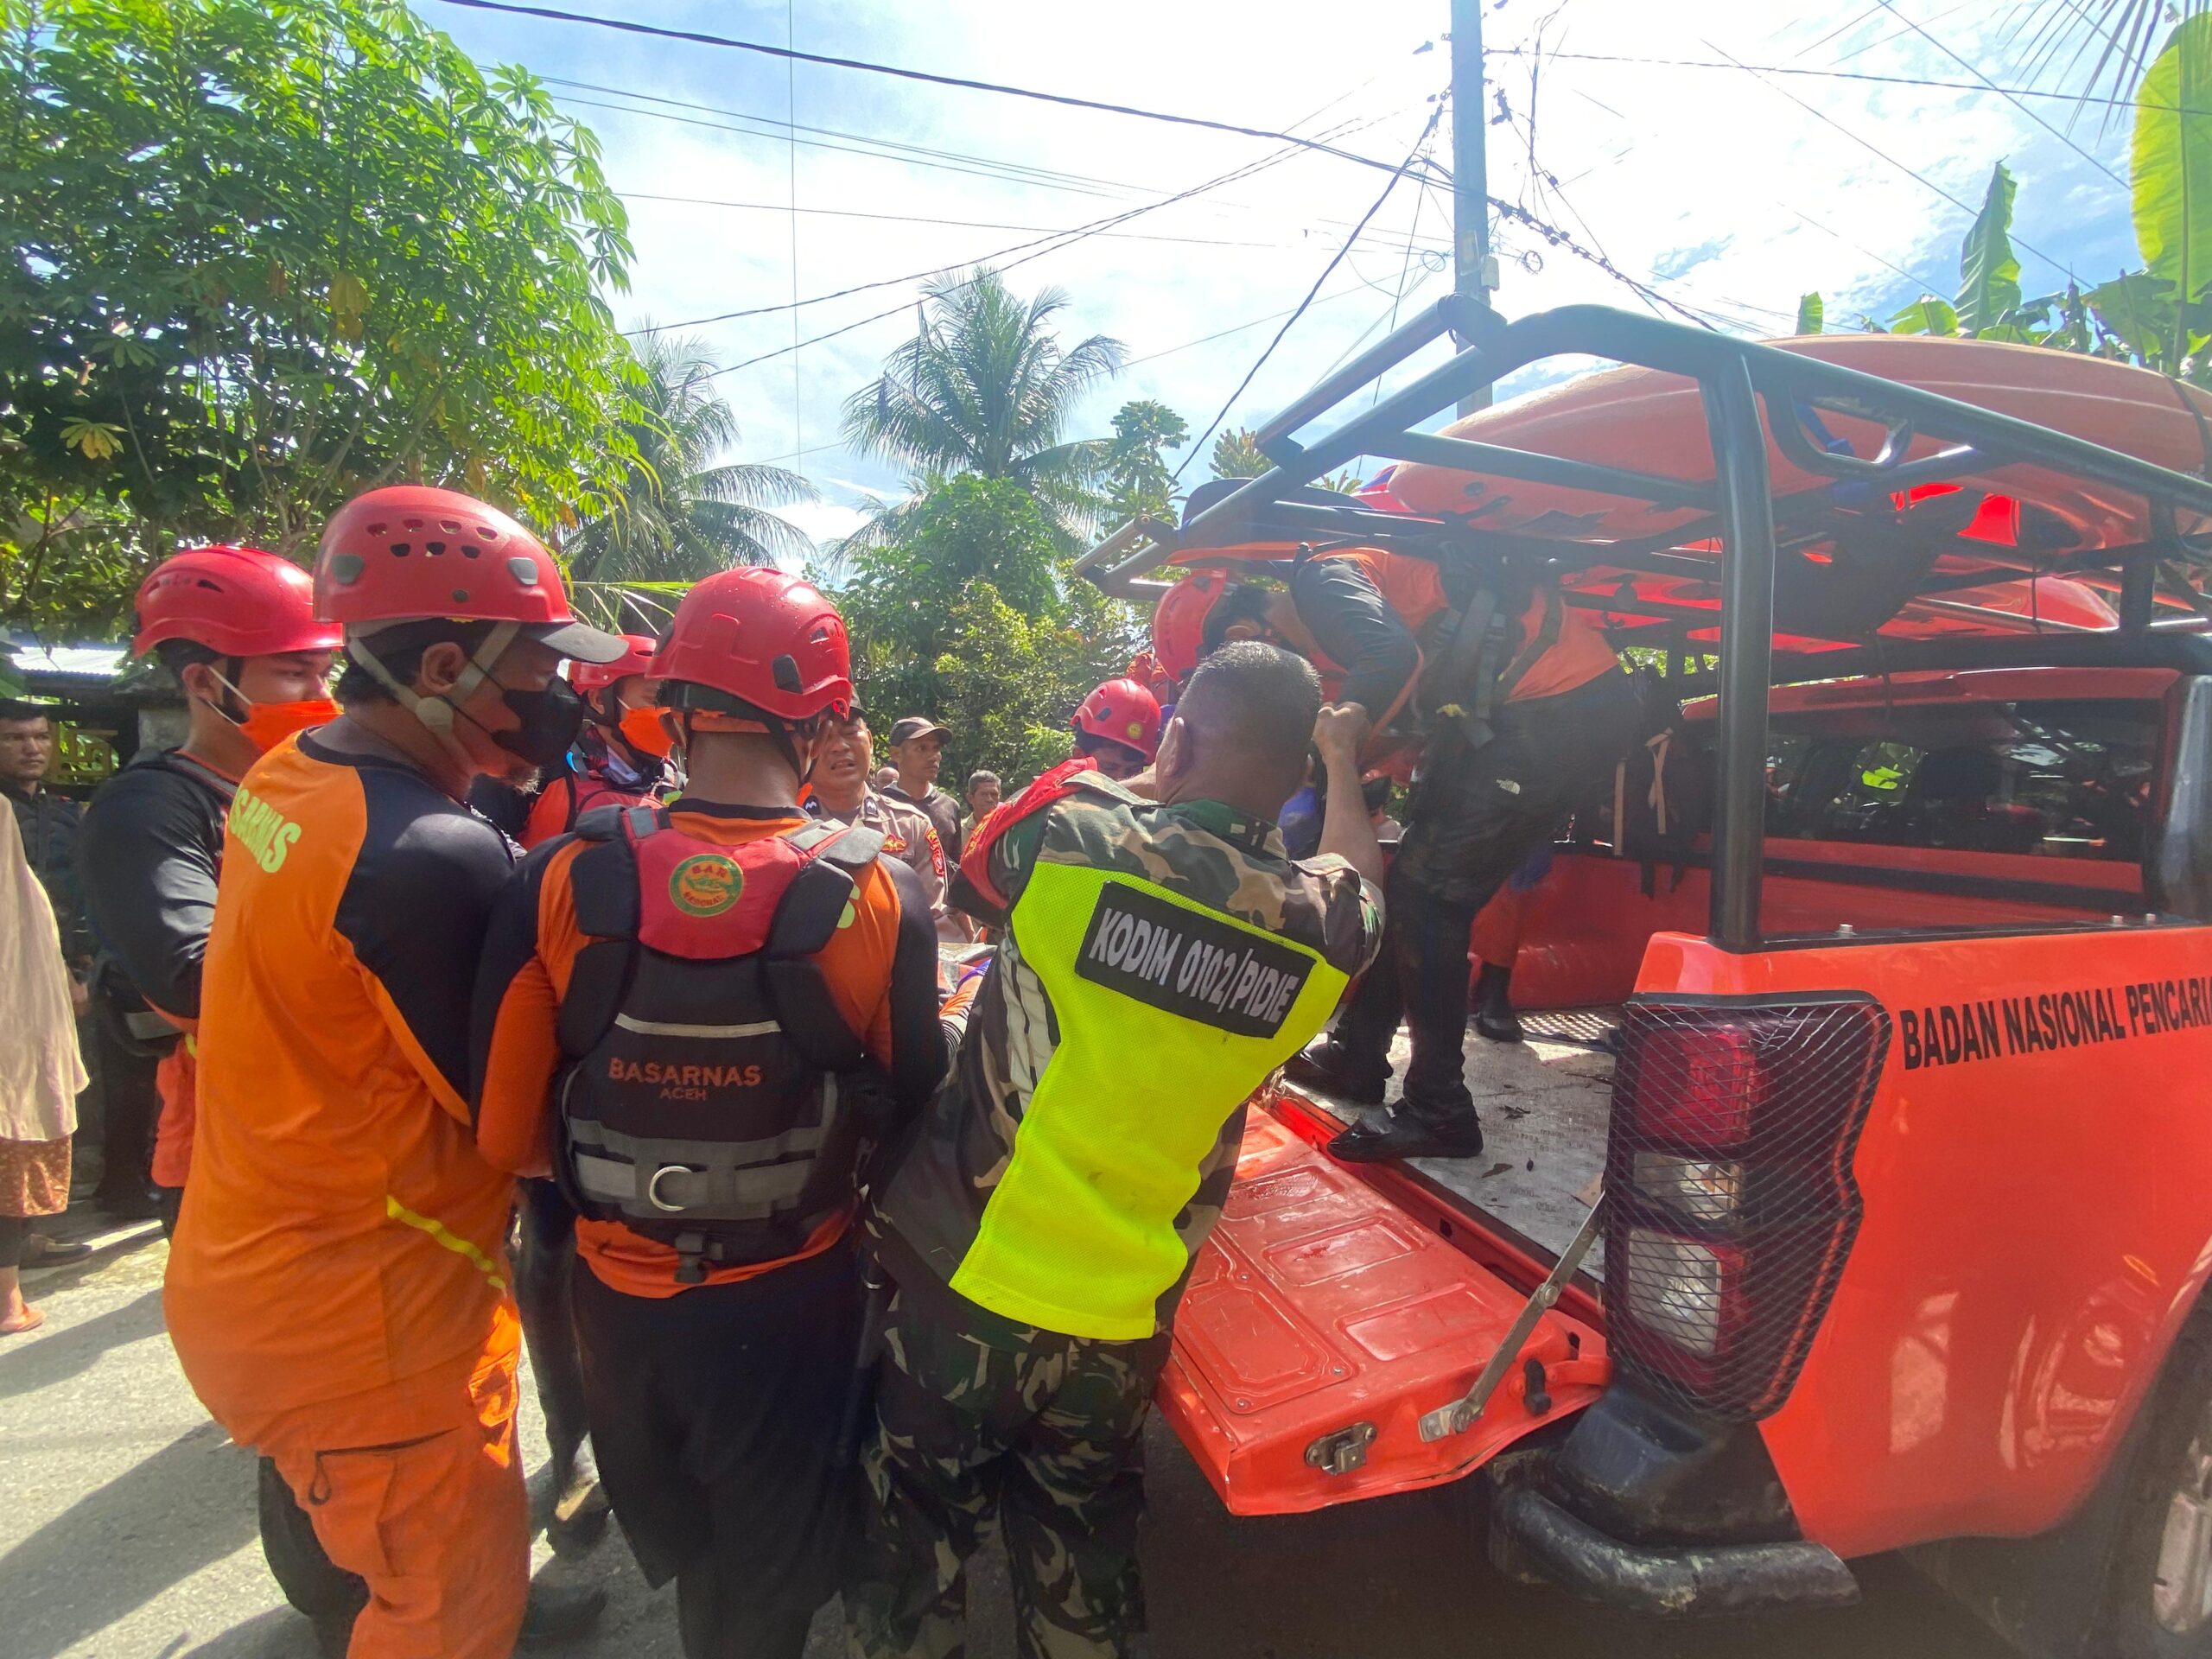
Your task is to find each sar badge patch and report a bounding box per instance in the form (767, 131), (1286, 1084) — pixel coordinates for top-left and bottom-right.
(669, 852), (744, 917)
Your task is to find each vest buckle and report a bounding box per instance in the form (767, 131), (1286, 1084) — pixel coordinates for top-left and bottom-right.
(646, 1163), (695, 1214)
(673, 1229), (709, 1286)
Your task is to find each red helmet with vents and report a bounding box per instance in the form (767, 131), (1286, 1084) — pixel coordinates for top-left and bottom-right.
(132, 546), (340, 658)
(1072, 677), (1162, 761)
(314, 485), (622, 662)
(649, 567), (853, 721)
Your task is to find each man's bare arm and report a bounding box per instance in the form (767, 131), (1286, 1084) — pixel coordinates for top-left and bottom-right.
(1312, 703), (1383, 886)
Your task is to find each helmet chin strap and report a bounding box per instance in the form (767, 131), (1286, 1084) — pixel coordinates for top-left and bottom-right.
(346, 621), (520, 767)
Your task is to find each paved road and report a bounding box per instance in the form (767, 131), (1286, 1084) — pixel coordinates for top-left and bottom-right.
(2, 1221), (2012, 1659)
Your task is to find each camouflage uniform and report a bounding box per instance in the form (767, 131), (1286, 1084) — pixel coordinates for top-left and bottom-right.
(848, 767), (1382, 1659)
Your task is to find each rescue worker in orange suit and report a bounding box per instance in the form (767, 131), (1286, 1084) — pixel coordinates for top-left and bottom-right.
(472, 568), (947, 1659)
(1173, 543), (1637, 1159)
(79, 547), (363, 1631)
(519, 633), (670, 847)
(163, 484), (624, 1658)
(1067, 677), (1161, 783)
(505, 638), (671, 1559)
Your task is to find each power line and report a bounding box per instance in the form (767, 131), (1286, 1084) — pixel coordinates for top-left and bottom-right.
(1699, 38), (2071, 276)
(552, 93), (1141, 205)
(1482, 42), (2212, 114)
(428, 0), (1429, 176)
(785, 0), (802, 470)
(544, 76), (1160, 200)
(554, 77), (1442, 251)
(1494, 34), (1942, 299)
(1786, 4), (1889, 65)
(1828, 0), (1988, 67)
(627, 131), (1341, 338)
(1868, 0), (2126, 189)
(1122, 281), (1384, 369)
(613, 192), (1399, 251)
(696, 137), (1349, 385)
(1506, 80), (1789, 334)
(1486, 190), (1719, 330)
(1173, 105), (1445, 486)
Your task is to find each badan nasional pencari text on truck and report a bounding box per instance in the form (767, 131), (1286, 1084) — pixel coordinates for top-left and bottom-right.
(1079, 299), (2212, 1657)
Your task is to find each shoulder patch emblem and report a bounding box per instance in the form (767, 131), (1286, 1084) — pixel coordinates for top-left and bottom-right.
(669, 852), (743, 917)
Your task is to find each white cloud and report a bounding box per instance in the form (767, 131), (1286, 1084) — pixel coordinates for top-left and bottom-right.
(776, 497), (876, 546)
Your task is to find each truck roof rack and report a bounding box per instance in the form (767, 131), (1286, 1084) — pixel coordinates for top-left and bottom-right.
(1079, 302), (2212, 951)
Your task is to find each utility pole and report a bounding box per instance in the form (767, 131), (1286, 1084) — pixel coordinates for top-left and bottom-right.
(1451, 0), (1496, 414)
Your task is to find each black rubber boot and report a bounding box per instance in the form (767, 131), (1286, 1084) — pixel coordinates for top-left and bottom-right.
(1471, 963), (1524, 1044)
(545, 1442), (611, 1557)
(1327, 1103), (1486, 1162)
(518, 1575), (609, 1646)
(1281, 1038), (1389, 1107)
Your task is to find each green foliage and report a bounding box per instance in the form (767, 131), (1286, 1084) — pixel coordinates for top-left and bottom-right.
(1209, 427), (1271, 480)
(836, 474), (1145, 783)
(1830, 156), (2212, 382)
(839, 268), (1126, 549)
(1101, 399), (1188, 526)
(561, 331), (810, 625)
(0, 0), (638, 633)
(1795, 293), (1823, 335)
(1955, 162), (2024, 334)
(1889, 296), (1960, 336)
(1208, 425), (1362, 493)
(2007, 2), (2212, 129)
(2134, 16), (2212, 365)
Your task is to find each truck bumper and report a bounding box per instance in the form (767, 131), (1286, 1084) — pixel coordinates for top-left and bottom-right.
(1493, 1485), (1861, 1616)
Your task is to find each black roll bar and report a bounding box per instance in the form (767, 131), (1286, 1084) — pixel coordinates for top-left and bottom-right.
(1077, 303), (2212, 950)
(1704, 357), (1777, 950)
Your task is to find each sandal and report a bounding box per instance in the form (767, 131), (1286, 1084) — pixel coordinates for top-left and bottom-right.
(0, 1306), (47, 1337)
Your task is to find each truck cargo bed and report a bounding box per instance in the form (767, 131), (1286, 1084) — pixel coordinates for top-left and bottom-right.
(1155, 1015), (1619, 1517)
(1289, 1013), (1617, 1270)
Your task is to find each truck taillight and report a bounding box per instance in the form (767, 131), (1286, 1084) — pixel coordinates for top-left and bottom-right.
(1605, 996), (1890, 1420)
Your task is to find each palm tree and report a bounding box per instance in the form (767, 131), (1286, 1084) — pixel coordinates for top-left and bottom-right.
(839, 267), (1126, 546)
(564, 332), (814, 612)
(2011, 3), (2202, 121)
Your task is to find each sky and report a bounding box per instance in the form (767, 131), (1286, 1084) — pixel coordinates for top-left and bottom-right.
(421, 0), (2144, 551)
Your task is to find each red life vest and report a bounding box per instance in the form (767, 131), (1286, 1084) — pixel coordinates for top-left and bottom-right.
(553, 804), (888, 1281)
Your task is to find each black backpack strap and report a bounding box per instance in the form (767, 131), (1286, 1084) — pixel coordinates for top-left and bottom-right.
(557, 817), (649, 1058)
(1491, 581), (1564, 704)
(767, 826), (883, 955)
(572, 803), (624, 842)
(761, 825), (879, 1072)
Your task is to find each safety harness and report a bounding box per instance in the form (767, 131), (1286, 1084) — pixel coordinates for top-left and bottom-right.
(553, 803), (887, 1282)
(1416, 563), (1563, 759)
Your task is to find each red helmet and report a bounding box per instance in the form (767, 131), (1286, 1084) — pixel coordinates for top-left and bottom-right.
(314, 485), (622, 661)
(132, 545), (341, 658)
(569, 633), (657, 696)
(649, 567), (852, 721)
(1150, 570), (1228, 686)
(1073, 677), (1162, 761)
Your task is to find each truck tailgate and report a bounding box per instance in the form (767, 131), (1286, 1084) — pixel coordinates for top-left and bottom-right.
(1160, 1102), (1610, 1516)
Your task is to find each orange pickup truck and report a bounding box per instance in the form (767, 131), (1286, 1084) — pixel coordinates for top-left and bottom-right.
(1080, 300), (2212, 1656)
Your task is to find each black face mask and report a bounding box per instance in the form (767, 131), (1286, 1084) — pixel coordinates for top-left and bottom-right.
(484, 673), (585, 771)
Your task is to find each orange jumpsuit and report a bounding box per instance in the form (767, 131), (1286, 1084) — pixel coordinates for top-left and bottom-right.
(165, 732), (526, 1659)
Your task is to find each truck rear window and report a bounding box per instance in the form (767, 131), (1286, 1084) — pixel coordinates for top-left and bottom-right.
(1764, 698), (2158, 861)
